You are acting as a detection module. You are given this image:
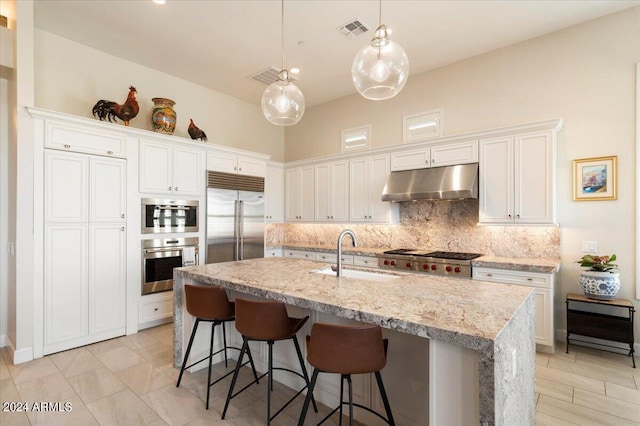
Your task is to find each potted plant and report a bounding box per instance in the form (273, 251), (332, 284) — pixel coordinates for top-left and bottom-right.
(576, 254), (620, 300)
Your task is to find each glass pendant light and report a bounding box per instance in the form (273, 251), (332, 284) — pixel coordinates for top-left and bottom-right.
(351, 0), (409, 100)
(262, 0), (305, 126)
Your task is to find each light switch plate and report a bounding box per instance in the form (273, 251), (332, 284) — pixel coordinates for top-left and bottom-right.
(581, 241), (597, 253)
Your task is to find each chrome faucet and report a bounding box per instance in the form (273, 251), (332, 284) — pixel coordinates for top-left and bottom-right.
(336, 230), (358, 277)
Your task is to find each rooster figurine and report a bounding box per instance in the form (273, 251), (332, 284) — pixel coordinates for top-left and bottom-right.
(188, 118), (208, 142)
(92, 86), (139, 126)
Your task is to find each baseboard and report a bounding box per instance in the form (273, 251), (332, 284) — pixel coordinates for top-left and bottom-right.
(0, 334), (6, 348)
(556, 329), (639, 356)
(6, 338), (33, 365)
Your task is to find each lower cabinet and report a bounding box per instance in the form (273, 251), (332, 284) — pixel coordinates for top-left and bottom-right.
(44, 223), (126, 355)
(138, 291), (174, 330)
(473, 267), (555, 352)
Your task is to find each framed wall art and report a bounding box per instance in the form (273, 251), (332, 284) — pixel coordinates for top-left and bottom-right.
(573, 155), (617, 201)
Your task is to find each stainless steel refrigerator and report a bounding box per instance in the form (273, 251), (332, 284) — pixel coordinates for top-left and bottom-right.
(206, 171), (265, 263)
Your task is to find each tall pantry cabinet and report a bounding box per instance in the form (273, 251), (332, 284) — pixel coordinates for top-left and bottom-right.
(43, 150), (126, 355)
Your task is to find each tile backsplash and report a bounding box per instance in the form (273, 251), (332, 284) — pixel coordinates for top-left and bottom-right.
(267, 200), (560, 259)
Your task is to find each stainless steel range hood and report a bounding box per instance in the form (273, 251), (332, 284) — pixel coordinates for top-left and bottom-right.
(381, 163), (479, 202)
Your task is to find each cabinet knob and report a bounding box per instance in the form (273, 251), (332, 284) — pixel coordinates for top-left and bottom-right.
(527, 277), (533, 281)
(107, 150), (113, 155)
(174, 187), (179, 191)
(331, 216), (334, 219)
(234, 166), (237, 170)
(64, 144), (71, 149)
(508, 214), (512, 218)
(121, 227), (125, 231)
(516, 214), (520, 218)
(121, 213), (125, 218)
(168, 187), (172, 191)
(154, 307), (159, 312)
(239, 167), (242, 171)
(327, 216), (330, 219)
(432, 159), (435, 163)
(487, 273), (493, 277)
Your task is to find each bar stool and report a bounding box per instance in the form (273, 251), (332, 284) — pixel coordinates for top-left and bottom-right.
(176, 285), (259, 410)
(222, 298), (318, 425)
(298, 323), (395, 426)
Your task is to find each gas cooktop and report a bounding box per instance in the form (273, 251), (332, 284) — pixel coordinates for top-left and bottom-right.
(378, 249), (484, 277)
(381, 249), (483, 261)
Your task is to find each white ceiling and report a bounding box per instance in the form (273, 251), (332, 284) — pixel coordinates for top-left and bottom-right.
(34, 0), (639, 108)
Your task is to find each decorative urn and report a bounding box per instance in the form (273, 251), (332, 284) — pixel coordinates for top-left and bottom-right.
(576, 254), (620, 300)
(151, 97), (177, 134)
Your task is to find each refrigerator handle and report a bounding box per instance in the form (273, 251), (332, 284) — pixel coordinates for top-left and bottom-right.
(234, 200), (239, 261)
(239, 200), (244, 260)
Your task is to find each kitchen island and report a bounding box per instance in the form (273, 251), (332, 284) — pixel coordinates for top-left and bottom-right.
(173, 257), (536, 425)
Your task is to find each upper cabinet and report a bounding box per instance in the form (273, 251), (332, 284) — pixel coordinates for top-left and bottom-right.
(265, 164), (285, 222)
(45, 120), (126, 158)
(479, 130), (556, 224)
(315, 160), (349, 222)
(285, 165), (315, 221)
(207, 150), (266, 177)
(139, 139), (203, 197)
(390, 140), (478, 171)
(350, 154), (398, 222)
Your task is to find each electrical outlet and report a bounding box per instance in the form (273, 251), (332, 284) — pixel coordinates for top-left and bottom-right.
(581, 241), (597, 253)
(7, 242), (15, 256)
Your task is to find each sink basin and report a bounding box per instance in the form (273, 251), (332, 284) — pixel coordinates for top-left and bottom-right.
(312, 267), (400, 282)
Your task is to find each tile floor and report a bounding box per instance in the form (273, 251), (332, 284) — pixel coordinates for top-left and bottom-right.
(0, 323), (638, 425)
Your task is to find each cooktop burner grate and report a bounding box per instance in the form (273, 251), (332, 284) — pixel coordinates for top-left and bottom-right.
(421, 251), (483, 261)
(382, 249), (416, 255)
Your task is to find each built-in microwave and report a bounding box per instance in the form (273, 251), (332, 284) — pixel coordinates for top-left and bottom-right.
(141, 198), (198, 234)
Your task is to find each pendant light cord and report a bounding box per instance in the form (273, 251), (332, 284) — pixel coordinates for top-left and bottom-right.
(281, 0), (285, 73)
(378, 0), (382, 27)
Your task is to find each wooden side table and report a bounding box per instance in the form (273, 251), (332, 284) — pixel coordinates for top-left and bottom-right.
(565, 293), (635, 368)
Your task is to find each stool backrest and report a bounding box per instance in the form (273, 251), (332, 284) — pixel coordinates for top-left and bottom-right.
(184, 285), (234, 320)
(235, 298), (292, 341)
(307, 323), (386, 374)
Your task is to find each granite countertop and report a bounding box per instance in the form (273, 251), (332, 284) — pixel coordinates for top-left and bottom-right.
(175, 257), (533, 349)
(273, 243), (561, 273)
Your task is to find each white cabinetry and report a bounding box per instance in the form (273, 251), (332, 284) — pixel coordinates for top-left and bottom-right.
(265, 164), (285, 222)
(139, 139), (202, 196)
(479, 130), (555, 224)
(390, 140), (478, 171)
(285, 166), (315, 221)
(207, 150), (266, 177)
(473, 267), (555, 352)
(43, 150), (126, 355)
(284, 249), (316, 260)
(45, 120), (126, 158)
(350, 154), (398, 222)
(315, 161), (349, 222)
(138, 292), (174, 330)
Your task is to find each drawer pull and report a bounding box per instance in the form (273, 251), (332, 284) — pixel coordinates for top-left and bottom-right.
(64, 144), (71, 148)
(154, 308), (159, 312)
(107, 150), (113, 155)
(486, 273), (493, 277)
(527, 277), (533, 281)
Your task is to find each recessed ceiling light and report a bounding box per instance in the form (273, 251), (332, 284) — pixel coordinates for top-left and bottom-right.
(290, 68), (300, 75)
(152, 0), (166, 5)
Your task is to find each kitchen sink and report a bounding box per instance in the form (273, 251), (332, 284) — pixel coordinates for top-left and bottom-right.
(312, 266), (400, 282)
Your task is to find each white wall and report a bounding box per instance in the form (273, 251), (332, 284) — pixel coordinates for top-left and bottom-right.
(34, 30), (285, 161)
(286, 7), (640, 340)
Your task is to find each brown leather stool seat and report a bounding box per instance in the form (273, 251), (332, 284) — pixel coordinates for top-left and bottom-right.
(222, 298), (318, 425)
(298, 323), (395, 426)
(176, 285), (258, 410)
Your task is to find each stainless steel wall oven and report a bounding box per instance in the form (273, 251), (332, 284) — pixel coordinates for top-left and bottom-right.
(141, 237), (199, 295)
(141, 198), (199, 234)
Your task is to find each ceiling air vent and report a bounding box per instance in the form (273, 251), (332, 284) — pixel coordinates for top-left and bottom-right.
(250, 66), (298, 86)
(338, 19), (369, 39)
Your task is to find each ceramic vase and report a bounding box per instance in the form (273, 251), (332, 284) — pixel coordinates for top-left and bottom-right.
(580, 270), (620, 300)
(151, 97), (177, 135)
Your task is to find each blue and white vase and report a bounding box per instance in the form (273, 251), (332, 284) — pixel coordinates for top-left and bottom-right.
(580, 271), (620, 300)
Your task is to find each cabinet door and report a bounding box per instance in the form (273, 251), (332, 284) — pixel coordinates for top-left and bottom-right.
(139, 140), (172, 195)
(44, 224), (89, 349)
(315, 164), (331, 221)
(90, 156), (126, 223)
(89, 223), (126, 335)
(285, 168), (300, 221)
(207, 151), (237, 174)
(331, 161), (349, 221)
(515, 131), (554, 224)
(390, 148), (430, 171)
(265, 165), (285, 222)
(237, 156), (266, 177)
(534, 288), (553, 347)
(368, 155), (391, 221)
(44, 150), (88, 223)
(349, 158), (368, 221)
(46, 120), (126, 157)
(479, 136), (513, 223)
(173, 146), (202, 196)
(431, 140), (478, 167)
(299, 166), (315, 221)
